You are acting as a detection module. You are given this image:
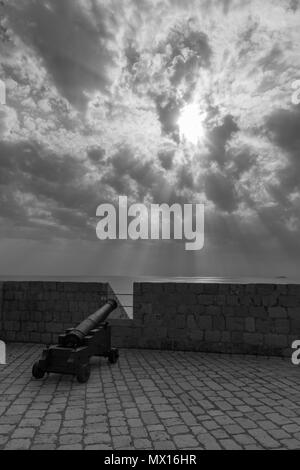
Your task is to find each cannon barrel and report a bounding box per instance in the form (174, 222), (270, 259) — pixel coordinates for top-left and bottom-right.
(65, 299), (117, 348)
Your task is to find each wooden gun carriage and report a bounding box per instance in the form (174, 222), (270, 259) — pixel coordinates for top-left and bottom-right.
(32, 299), (119, 383)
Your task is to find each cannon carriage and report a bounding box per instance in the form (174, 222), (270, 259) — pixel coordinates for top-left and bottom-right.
(32, 299), (119, 383)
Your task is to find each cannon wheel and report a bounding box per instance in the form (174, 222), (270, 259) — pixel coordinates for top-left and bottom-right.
(32, 362), (45, 379)
(108, 348), (119, 365)
(77, 363), (91, 383)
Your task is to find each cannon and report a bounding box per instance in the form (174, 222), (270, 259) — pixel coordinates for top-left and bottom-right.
(32, 299), (119, 383)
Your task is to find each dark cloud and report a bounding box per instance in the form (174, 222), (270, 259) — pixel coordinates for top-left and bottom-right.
(158, 148), (175, 170)
(104, 146), (162, 197)
(154, 95), (181, 140)
(163, 22), (211, 65)
(170, 54), (200, 88)
(257, 45), (283, 72)
(237, 19), (260, 59)
(88, 147), (106, 165)
(266, 106), (300, 154)
(176, 166), (195, 190)
(207, 114), (239, 166)
(203, 211), (258, 252)
(0, 186), (27, 221)
(0, 109), (8, 136)
(147, 22), (211, 138)
(205, 171), (238, 213)
(125, 41), (140, 73)
(165, 26), (211, 88)
(256, 204), (300, 255)
(204, 206), (300, 265)
(0, 141), (85, 184)
(289, 0), (299, 12)
(51, 207), (90, 231)
(229, 149), (256, 179)
(222, 0), (233, 14)
(266, 184), (292, 210)
(6, 0), (116, 108)
(0, 140), (108, 238)
(266, 106), (300, 191)
(102, 145), (184, 205)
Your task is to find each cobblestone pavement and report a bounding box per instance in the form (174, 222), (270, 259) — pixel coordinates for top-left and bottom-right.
(0, 343), (299, 450)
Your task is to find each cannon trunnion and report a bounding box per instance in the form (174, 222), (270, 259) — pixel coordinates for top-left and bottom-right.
(32, 299), (119, 383)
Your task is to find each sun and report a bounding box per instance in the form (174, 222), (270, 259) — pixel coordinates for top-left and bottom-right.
(178, 103), (206, 145)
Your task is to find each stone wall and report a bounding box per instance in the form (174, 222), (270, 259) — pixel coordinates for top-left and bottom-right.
(0, 281), (129, 344)
(1, 281), (299, 357)
(129, 282), (300, 357)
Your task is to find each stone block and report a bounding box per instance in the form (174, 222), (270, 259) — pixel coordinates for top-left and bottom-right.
(256, 319), (273, 334)
(205, 330), (221, 342)
(221, 331), (231, 343)
(198, 294), (214, 305)
(287, 307), (300, 320)
(252, 295), (263, 306)
(213, 315), (225, 330)
(274, 319), (290, 334)
(206, 306), (221, 316)
(187, 314), (198, 330)
(226, 296), (239, 306)
(269, 307), (287, 318)
(265, 334), (288, 348)
(197, 316), (212, 330)
(239, 295), (252, 306)
(243, 333), (264, 346)
(40, 333), (52, 344)
(288, 285), (300, 295)
(190, 284), (204, 294)
(203, 284), (219, 294)
(226, 317), (244, 331)
(245, 284), (256, 294)
(262, 295), (278, 307)
(175, 315), (186, 329)
(291, 319), (300, 333)
(249, 307), (267, 318)
(275, 284), (288, 294)
(29, 332), (41, 343)
(257, 284), (275, 294)
(245, 317), (255, 332)
(215, 295), (226, 305)
(231, 332), (244, 343)
(280, 296), (299, 307)
(3, 321), (14, 331)
(189, 330), (204, 341)
(163, 284), (176, 293)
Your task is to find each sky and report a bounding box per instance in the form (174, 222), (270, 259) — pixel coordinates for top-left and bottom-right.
(0, 0), (300, 279)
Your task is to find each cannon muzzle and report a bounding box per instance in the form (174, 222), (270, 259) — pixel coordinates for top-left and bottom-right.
(64, 299), (117, 348)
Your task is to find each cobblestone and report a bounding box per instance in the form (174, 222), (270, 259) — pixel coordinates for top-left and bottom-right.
(0, 343), (300, 450)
